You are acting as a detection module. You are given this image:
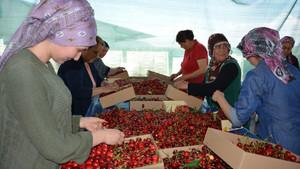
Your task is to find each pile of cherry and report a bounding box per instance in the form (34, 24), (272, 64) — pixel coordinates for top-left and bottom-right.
(97, 106), (222, 148)
(62, 107), (299, 168)
(100, 78), (167, 98)
(236, 139), (299, 162)
(115, 78), (168, 95)
(61, 106), (224, 169)
(162, 145), (231, 169)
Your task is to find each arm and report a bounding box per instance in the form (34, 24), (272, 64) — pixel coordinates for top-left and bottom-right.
(78, 117), (125, 146)
(186, 62), (238, 97)
(91, 129), (125, 147)
(175, 59), (207, 81)
(170, 68), (183, 81)
(213, 71), (262, 127)
(212, 90), (232, 121)
(107, 67), (125, 77)
(63, 65), (118, 98)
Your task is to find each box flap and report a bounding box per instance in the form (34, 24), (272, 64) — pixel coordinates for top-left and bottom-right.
(106, 70), (129, 80)
(165, 84), (203, 110)
(130, 101), (164, 111)
(147, 70), (171, 84)
(203, 128), (245, 169)
(99, 86), (136, 108)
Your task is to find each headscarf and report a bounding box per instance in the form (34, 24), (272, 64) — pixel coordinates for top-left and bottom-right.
(237, 27), (295, 84)
(206, 33), (235, 83)
(0, 0), (97, 71)
(280, 36), (295, 47)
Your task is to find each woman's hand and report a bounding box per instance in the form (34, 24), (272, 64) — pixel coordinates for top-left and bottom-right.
(110, 82), (119, 88)
(174, 80), (188, 90)
(212, 90), (225, 102)
(92, 129), (125, 146)
(169, 73), (178, 81)
(212, 90), (232, 121)
(174, 76), (185, 82)
(101, 80), (110, 86)
(80, 117), (107, 132)
(116, 67), (125, 72)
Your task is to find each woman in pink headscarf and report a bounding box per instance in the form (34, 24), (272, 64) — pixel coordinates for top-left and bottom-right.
(280, 36), (299, 69)
(0, 1), (124, 168)
(212, 27), (300, 156)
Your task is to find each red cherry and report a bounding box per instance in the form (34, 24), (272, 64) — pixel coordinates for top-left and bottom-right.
(275, 144), (283, 150)
(152, 154), (159, 161)
(85, 165), (93, 169)
(290, 155), (297, 162)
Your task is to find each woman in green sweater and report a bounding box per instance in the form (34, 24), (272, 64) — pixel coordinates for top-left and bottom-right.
(0, 1), (124, 169)
(174, 33), (241, 111)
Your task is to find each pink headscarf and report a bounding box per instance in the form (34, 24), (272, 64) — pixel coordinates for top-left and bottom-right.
(237, 27), (295, 84)
(0, 0), (97, 71)
(280, 36), (295, 47)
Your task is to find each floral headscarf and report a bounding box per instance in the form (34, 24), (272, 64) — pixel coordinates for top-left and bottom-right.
(280, 36), (295, 47)
(207, 33), (235, 83)
(0, 0), (97, 71)
(237, 27), (295, 84)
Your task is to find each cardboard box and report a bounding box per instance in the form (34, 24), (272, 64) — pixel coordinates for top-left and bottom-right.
(163, 100), (187, 113)
(214, 115), (243, 132)
(130, 95), (169, 111)
(99, 86), (136, 108)
(126, 134), (164, 169)
(106, 70), (129, 81)
(220, 119), (233, 131)
(147, 70), (171, 84)
(204, 128), (300, 169)
(165, 84), (203, 110)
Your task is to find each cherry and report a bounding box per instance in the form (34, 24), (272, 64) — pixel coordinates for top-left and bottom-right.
(102, 122), (107, 127)
(290, 155), (297, 162)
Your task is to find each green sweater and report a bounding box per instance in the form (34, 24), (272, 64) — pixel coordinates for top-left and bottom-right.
(206, 60), (241, 110)
(0, 49), (93, 169)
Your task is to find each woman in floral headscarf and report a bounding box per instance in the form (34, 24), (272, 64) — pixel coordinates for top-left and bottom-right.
(0, 1), (124, 168)
(212, 27), (300, 156)
(174, 33), (241, 111)
(280, 36), (299, 69)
